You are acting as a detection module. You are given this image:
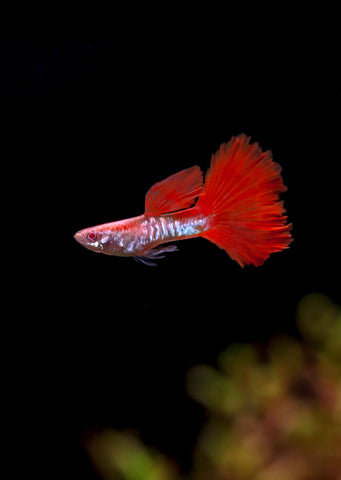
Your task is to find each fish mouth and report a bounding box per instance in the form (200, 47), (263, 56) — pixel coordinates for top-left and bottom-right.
(73, 231), (90, 248)
(73, 231), (82, 244)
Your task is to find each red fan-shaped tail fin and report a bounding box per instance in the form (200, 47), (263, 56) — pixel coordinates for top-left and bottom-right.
(145, 166), (203, 216)
(196, 134), (292, 267)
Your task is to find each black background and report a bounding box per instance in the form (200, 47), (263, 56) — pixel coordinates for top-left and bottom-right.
(2, 11), (339, 478)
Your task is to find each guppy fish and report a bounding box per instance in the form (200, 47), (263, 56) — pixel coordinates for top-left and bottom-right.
(74, 134), (292, 266)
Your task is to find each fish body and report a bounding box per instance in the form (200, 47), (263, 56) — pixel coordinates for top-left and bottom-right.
(74, 208), (208, 263)
(74, 134), (292, 267)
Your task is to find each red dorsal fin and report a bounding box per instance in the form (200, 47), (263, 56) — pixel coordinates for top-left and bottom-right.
(145, 166), (203, 216)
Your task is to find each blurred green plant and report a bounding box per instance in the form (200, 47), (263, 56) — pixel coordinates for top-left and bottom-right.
(83, 294), (341, 480)
(83, 429), (179, 480)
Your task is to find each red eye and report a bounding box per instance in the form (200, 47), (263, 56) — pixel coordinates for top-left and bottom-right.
(87, 231), (97, 242)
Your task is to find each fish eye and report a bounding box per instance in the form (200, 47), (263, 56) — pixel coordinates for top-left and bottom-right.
(87, 231), (97, 242)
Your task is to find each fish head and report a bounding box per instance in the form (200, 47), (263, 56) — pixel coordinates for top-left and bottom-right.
(74, 227), (113, 254)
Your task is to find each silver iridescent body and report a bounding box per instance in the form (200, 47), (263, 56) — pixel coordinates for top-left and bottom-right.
(74, 208), (210, 258)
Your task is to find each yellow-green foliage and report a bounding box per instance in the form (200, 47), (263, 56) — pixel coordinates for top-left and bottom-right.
(83, 294), (341, 480)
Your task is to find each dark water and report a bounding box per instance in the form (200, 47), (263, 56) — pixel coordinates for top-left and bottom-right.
(2, 17), (339, 478)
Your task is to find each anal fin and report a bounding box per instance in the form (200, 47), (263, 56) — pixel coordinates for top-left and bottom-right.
(134, 245), (178, 266)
